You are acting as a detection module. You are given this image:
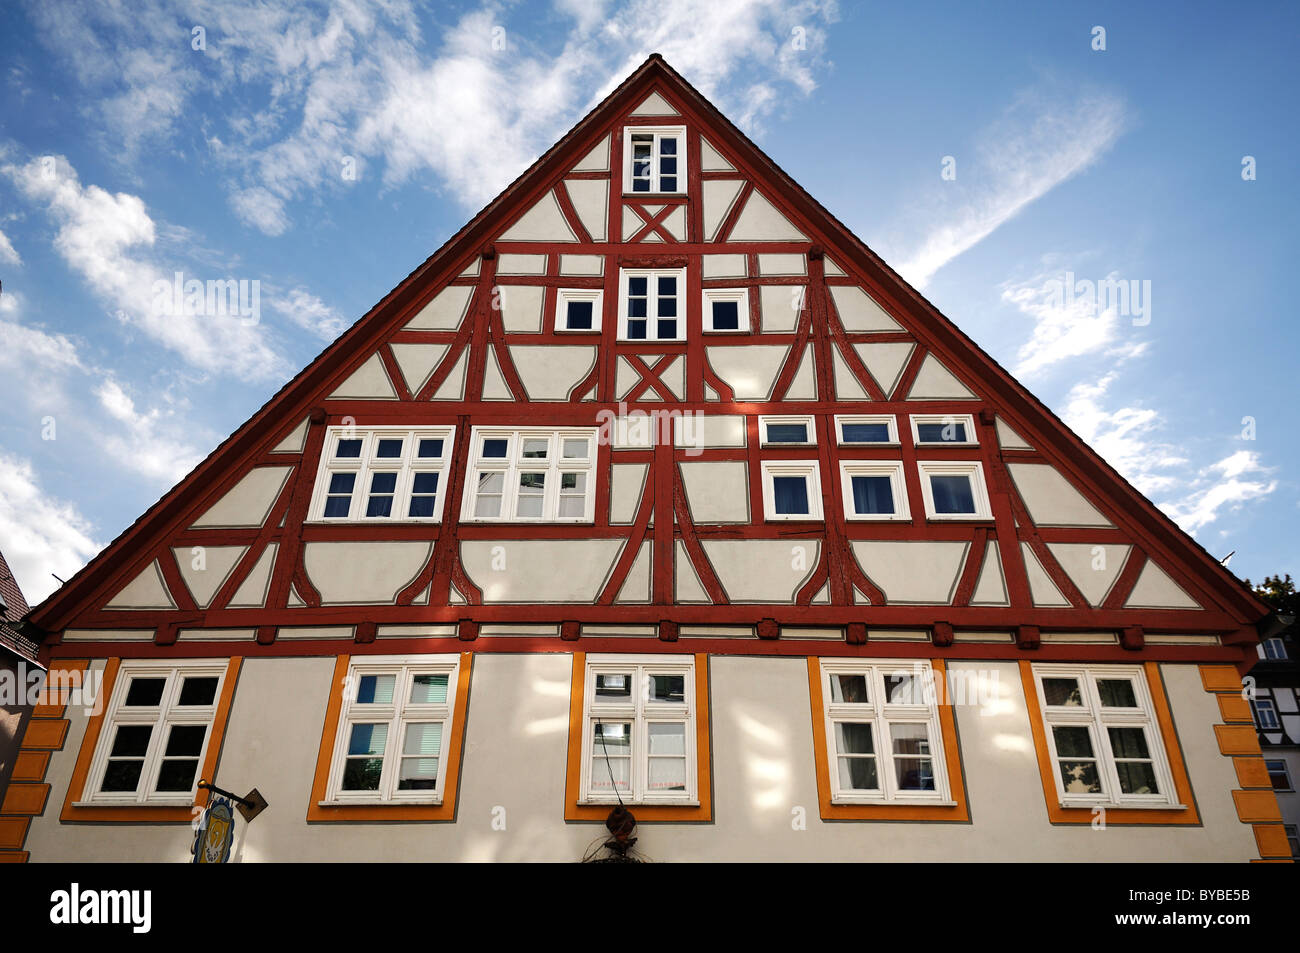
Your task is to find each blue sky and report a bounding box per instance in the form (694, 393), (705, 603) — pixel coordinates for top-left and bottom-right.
(0, 0), (1294, 604)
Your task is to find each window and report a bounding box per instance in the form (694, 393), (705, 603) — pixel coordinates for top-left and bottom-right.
(840, 462), (910, 520)
(817, 660), (953, 804)
(917, 461), (991, 520)
(759, 415), (815, 446)
(557, 288), (603, 332)
(1252, 697), (1280, 730)
(320, 656), (462, 805)
(1262, 637), (1288, 660)
(619, 269), (685, 341)
(910, 414), (977, 445)
(835, 414), (898, 445)
(1286, 825), (1300, 860)
(622, 126), (686, 194)
(702, 288), (748, 332)
(81, 660), (228, 806)
(1265, 759), (1293, 792)
(761, 460), (823, 520)
(310, 426), (454, 522)
(462, 427), (596, 522)
(579, 655), (698, 805)
(1030, 664), (1180, 808)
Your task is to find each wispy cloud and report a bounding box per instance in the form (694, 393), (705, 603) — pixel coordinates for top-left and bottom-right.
(95, 378), (207, 484)
(0, 453), (103, 604)
(271, 287), (348, 341)
(1163, 451), (1278, 533)
(3, 154), (289, 382)
(0, 226), (20, 265)
(897, 88), (1128, 288)
(1001, 264), (1148, 377)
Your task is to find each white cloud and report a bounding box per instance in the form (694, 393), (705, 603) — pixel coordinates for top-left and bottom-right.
(0, 292), (84, 372)
(1062, 374), (1276, 535)
(0, 453), (103, 605)
(897, 89), (1128, 288)
(94, 378), (206, 484)
(271, 287), (348, 340)
(229, 187), (289, 237)
(3, 154), (289, 382)
(0, 226), (20, 265)
(1001, 267), (1148, 377)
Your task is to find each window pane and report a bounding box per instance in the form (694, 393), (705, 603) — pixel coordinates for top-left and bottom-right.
(648, 757), (687, 792)
(629, 276), (647, 297)
(841, 422), (890, 443)
(110, 725), (152, 757)
(1052, 726), (1094, 758)
(648, 723), (685, 756)
(890, 725), (935, 791)
(474, 472), (504, 517)
(829, 674), (869, 704)
(342, 758), (384, 791)
(659, 175), (676, 191)
(562, 438), (589, 459)
(417, 438), (444, 458)
(659, 138), (677, 155)
(657, 276), (677, 297)
(521, 438), (549, 459)
(834, 722), (874, 755)
(356, 674), (395, 705)
(154, 759), (199, 792)
(408, 473), (439, 518)
(650, 674), (685, 703)
(398, 758), (439, 790)
(917, 422), (967, 443)
(566, 301), (593, 330)
(1058, 761), (1102, 794)
(1096, 679), (1138, 708)
(772, 475), (810, 515)
(930, 474), (976, 514)
(890, 723), (931, 757)
(656, 318), (677, 339)
(1107, 726), (1150, 760)
(516, 472), (545, 518)
(403, 722), (443, 756)
(124, 678), (165, 707)
(1114, 760), (1159, 795)
(595, 673), (631, 699)
(766, 423), (809, 443)
(101, 760), (144, 793)
(165, 724), (206, 757)
(335, 438), (362, 458)
(590, 723), (631, 794)
(178, 677), (218, 706)
(347, 723), (388, 757)
(851, 474), (895, 515)
(627, 318), (647, 339)
(1043, 678), (1084, 707)
(410, 674), (449, 705)
(838, 756), (879, 791)
(481, 438), (509, 458)
(884, 673), (923, 705)
(376, 439), (403, 458)
(710, 300), (740, 330)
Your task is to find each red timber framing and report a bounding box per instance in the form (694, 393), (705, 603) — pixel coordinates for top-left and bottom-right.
(25, 55), (1270, 674)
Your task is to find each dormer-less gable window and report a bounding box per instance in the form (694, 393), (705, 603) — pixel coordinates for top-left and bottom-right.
(623, 126), (686, 194)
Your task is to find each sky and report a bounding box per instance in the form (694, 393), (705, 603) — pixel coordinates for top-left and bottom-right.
(0, 0), (1295, 605)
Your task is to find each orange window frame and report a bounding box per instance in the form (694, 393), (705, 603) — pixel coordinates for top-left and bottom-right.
(1019, 660), (1199, 825)
(807, 657), (970, 821)
(307, 653), (473, 822)
(564, 651), (713, 822)
(61, 656), (243, 822)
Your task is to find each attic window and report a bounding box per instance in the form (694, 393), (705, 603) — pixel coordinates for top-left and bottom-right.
(557, 288), (603, 333)
(702, 288), (747, 332)
(619, 269), (685, 341)
(910, 414), (976, 446)
(623, 126), (686, 194)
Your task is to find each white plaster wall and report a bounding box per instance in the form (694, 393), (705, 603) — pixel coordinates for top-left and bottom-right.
(23, 656), (1257, 862)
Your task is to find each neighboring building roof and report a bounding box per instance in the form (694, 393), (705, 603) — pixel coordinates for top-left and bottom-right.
(0, 547), (39, 666)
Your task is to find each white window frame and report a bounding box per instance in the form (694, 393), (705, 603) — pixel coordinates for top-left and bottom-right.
(702, 287), (749, 333)
(80, 659), (227, 807)
(760, 459), (823, 521)
(622, 125), (687, 195)
(839, 461), (910, 521)
(1252, 697), (1281, 730)
(1261, 637), (1288, 660)
(835, 414), (899, 445)
(917, 461), (992, 520)
(460, 426), (598, 523)
(580, 654), (697, 805)
(759, 414), (816, 447)
(322, 655), (461, 805)
(1031, 663), (1181, 809)
(309, 426), (455, 523)
(819, 659), (954, 805)
(910, 413), (978, 446)
(618, 268), (686, 342)
(556, 288), (603, 333)
(1265, 759), (1294, 792)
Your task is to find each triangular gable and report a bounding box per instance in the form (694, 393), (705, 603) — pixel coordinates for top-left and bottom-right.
(29, 54), (1270, 640)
